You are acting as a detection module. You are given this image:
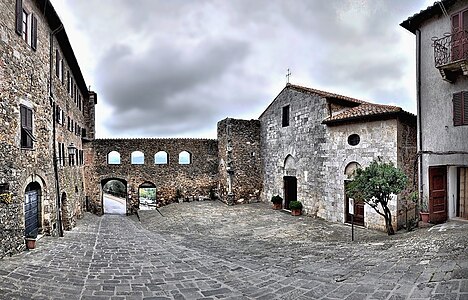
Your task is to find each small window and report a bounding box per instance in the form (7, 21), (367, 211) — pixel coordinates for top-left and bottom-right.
(453, 91), (468, 126)
(282, 105), (290, 127)
(154, 151), (168, 164)
(108, 151), (121, 164)
(20, 105), (35, 149)
(131, 151), (144, 165)
(347, 134), (360, 146)
(178, 151), (191, 165)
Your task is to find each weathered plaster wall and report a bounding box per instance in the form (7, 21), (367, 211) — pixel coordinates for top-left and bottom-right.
(418, 1), (468, 203)
(259, 86), (328, 215)
(217, 118), (262, 204)
(84, 138), (218, 215)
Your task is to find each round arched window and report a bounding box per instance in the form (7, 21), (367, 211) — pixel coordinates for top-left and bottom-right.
(347, 134), (360, 146)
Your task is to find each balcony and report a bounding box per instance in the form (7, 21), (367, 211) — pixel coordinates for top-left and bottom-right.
(433, 30), (468, 83)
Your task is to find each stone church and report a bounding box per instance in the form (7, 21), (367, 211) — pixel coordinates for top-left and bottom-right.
(0, 0), (416, 258)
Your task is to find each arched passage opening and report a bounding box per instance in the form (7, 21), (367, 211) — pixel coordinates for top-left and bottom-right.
(344, 162), (364, 226)
(138, 182), (157, 210)
(24, 182), (42, 238)
(283, 155), (297, 210)
(101, 178), (127, 215)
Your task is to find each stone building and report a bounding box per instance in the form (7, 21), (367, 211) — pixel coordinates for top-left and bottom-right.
(0, 0), (96, 257)
(259, 84), (416, 231)
(401, 0), (468, 223)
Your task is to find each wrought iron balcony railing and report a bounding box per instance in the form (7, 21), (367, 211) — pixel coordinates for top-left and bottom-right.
(432, 30), (468, 82)
(433, 30), (468, 67)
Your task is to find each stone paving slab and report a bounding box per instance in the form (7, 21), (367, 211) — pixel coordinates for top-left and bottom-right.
(0, 200), (467, 299)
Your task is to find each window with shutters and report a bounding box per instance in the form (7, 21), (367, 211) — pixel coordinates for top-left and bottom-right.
(56, 50), (63, 81)
(20, 105), (35, 149)
(282, 105), (290, 127)
(15, 0), (37, 50)
(453, 91), (468, 126)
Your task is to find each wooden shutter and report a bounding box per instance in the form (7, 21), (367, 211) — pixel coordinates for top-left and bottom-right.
(454, 92), (463, 126)
(464, 91), (468, 125)
(55, 50), (60, 77)
(31, 14), (37, 50)
(15, 0), (22, 35)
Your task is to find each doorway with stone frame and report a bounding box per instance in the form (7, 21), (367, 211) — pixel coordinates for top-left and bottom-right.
(283, 176), (297, 210)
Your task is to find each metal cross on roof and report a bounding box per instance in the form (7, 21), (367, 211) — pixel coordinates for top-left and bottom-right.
(286, 68), (291, 84)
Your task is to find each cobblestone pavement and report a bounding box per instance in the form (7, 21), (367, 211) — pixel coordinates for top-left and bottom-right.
(0, 201), (467, 300)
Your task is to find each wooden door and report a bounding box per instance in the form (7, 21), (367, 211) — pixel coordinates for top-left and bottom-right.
(457, 168), (468, 219)
(345, 181), (364, 226)
(25, 190), (39, 237)
(429, 167), (448, 224)
(451, 10), (468, 61)
(283, 176), (297, 210)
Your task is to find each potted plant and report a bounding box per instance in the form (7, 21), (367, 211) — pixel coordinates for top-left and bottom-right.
(289, 200), (303, 216)
(25, 230), (38, 250)
(271, 195), (283, 210)
(419, 199), (429, 223)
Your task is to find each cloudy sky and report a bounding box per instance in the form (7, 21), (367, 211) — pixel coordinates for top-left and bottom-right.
(50, 0), (434, 139)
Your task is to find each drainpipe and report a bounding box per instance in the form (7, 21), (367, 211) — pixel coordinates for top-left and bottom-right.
(416, 28), (423, 210)
(50, 24), (63, 237)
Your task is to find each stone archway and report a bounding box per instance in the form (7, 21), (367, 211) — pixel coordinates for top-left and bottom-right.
(101, 178), (127, 215)
(283, 155), (297, 210)
(344, 162), (364, 226)
(138, 182), (157, 210)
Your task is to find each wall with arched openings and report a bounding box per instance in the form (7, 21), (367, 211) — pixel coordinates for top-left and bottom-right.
(84, 138), (219, 215)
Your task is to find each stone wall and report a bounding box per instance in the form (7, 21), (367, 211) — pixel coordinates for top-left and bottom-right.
(217, 118), (262, 204)
(0, 0), (93, 258)
(259, 85), (328, 213)
(324, 119), (400, 231)
(84, 138), (218, 214)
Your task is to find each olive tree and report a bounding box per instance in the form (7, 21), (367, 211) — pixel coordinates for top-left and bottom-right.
(346, 160), (408, 235)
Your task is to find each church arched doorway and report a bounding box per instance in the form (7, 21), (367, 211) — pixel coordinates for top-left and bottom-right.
(24, 182), (42, 238)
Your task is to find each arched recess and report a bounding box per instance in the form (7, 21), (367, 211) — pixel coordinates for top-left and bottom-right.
(344, 162), (364, 226)
(108, 151), (121, 164)
(131, 151), (144, 165)
(283, 154), (297, 210)
(138, 181), (157, 210)
(61, 192), (71, 231)
(154, 151), (168, 164)
(101, 178), (127, 215)
(24, 181), (42, 238)
(178, 151), (191, 164)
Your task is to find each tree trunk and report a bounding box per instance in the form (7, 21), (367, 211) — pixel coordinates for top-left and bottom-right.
(383, 205), (395, 235)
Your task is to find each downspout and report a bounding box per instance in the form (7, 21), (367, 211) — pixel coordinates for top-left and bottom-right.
(416, 28), (423, 210)
(50, 24), (63, 237)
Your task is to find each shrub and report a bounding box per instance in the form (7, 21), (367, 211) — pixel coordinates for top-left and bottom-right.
(271, 195), (283, 204)
(289, 200), (303, 210)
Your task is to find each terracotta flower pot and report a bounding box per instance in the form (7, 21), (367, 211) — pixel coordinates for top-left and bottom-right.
(420, 212), (429, 223)
(291, 209), (302, 216)
(272, 203), (282, 210)
(25, 238), (36, 250)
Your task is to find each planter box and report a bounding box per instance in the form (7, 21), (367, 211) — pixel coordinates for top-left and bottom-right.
(420, 212), (429, 223)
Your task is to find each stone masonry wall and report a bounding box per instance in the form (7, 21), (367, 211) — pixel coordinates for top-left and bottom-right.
(217, 118), (262, 204)
(84, 138), (218, 215)
(324, 119), (400, 231)
(0, 0), (56, 257)
(259, 85), (328, 214)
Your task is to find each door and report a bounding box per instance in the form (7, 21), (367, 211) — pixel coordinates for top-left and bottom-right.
(451, 10), (468, 61)
(457, 168), (468, 219)
(25, 190), (39, 237)
(345, 181), (364, 226)
(283, 176), (297, 210)
(429, 166), (448, 224)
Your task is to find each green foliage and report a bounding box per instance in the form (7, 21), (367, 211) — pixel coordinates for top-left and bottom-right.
(289, 200), (303, 210)
(139, 188), (156, 200)
(271, 195), (283, 204)
(346, 160), (408, 235)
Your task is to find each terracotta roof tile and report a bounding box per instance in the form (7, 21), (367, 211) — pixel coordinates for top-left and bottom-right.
(323, 103), (406, 124)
